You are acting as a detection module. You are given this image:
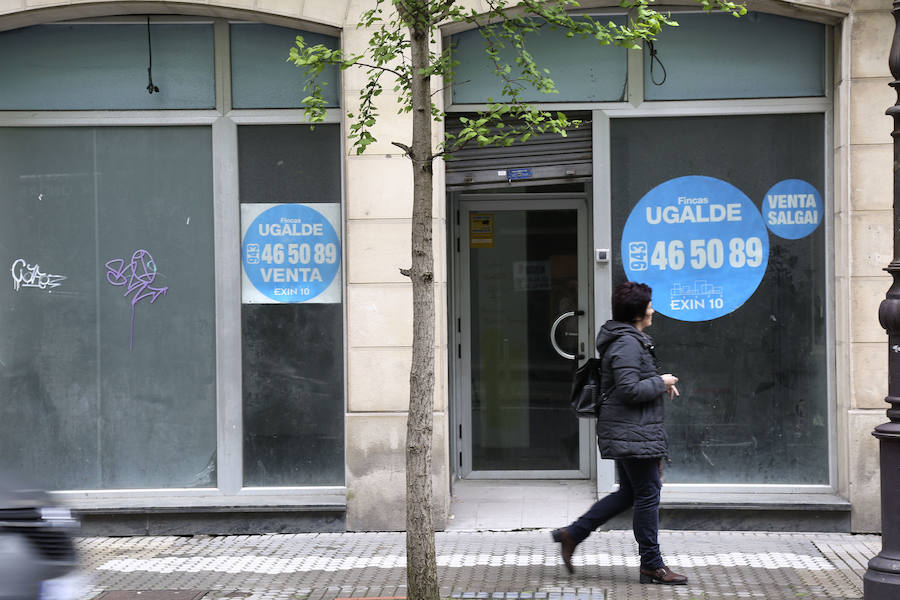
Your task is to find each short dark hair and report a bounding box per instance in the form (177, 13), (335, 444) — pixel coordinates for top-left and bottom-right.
(612, 281), (652, 323)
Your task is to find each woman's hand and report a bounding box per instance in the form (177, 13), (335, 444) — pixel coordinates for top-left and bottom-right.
(661, 373), (680, 399)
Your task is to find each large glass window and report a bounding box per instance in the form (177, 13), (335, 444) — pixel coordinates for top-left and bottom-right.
(643, 12), (826, 100)
(0, 24), (215, 110)
(610, 114), (828, 485)
(0, 127), (216, 489)
(450, 18), (628, 104)
(0, 16), (345, 496)
(230, 23), (340, 109)
(239, 125), (344, 487)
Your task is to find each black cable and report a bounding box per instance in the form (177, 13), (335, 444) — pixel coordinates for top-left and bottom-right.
(146, 16), (160, 94)
(647, 40), (667, 86)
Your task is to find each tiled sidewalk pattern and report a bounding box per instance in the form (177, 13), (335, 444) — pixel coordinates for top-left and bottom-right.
(75, 531), (880, 600)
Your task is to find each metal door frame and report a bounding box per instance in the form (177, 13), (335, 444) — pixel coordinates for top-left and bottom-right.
(450, 192), (594, 479)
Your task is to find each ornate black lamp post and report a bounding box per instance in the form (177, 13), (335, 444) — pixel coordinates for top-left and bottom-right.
(864, 3), (900, 597)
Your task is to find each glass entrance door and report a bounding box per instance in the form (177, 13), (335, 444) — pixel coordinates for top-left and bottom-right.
(457, 196), (592, 478)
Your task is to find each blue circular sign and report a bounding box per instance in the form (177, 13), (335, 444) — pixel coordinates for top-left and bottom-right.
(242, 204), (341, 302)
(762, 179), (822, 240)
(621, 175), (769, 322)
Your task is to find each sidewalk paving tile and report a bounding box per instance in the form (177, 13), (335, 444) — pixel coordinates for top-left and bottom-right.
(74, 530), (878, 600)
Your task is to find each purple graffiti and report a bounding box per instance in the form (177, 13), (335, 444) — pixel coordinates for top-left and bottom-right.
(105, 249), (168, 351)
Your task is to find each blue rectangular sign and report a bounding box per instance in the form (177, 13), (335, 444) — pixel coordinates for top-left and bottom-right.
(507, 168), (533, 181)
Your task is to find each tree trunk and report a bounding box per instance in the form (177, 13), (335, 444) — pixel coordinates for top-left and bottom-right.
(402, 3), (439, 600)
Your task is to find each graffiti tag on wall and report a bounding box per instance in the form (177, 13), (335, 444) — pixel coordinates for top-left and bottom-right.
(105, 249), (168, 351)
(11, 259), (67, 291)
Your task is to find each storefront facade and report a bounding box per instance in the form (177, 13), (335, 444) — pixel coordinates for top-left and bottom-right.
(0, 0), (890, 534)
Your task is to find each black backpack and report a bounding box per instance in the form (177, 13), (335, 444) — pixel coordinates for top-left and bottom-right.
(569, 357), (607, 418)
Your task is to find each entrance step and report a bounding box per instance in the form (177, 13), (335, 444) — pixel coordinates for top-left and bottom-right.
(448, 480), (851, 533)
(645, 491), (852, 533)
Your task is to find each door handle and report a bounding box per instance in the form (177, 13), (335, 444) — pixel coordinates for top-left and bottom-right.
(550, 311), (577, 360)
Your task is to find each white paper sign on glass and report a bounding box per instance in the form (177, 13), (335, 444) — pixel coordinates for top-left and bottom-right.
(241, 203), (342, 304)
(621, 175), (769, 322)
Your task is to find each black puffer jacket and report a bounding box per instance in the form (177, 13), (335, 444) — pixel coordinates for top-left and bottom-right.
(595, 320), (668, 460)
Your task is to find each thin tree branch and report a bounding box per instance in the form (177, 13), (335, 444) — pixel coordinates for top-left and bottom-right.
(431, 83), (458, 97)
(354, 61), (410, 82)
(392, 141), (413, 155)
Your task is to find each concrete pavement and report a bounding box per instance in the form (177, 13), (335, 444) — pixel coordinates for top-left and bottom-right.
(74, 529), (880, 600)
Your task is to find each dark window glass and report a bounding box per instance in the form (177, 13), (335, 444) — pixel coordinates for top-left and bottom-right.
(469, 209), (580, 471)
(610, 114), (828, 484)
(0, 127), (216, 489)
(239, 124), (344, 486)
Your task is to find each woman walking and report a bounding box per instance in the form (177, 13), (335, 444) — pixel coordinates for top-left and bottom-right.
(552, 281), (686, 585)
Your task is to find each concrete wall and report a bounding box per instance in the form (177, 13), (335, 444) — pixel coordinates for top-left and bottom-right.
(842, 0), (893, 533)
(341, 0), (450, 531)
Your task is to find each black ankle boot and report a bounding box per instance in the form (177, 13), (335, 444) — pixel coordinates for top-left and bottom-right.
(639, 565), (688, 585)
(551, 528), (577, 574)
